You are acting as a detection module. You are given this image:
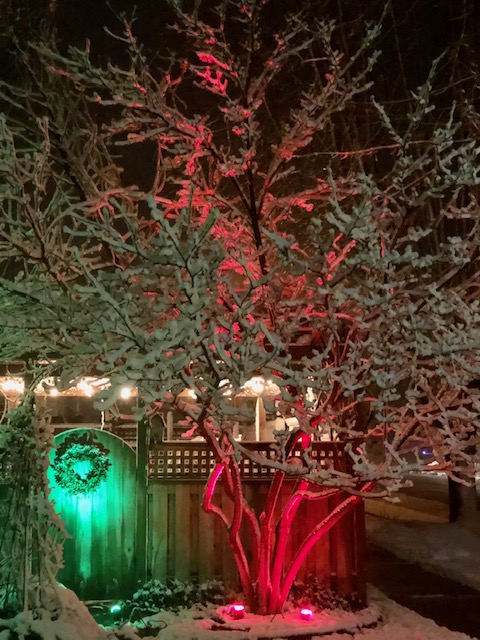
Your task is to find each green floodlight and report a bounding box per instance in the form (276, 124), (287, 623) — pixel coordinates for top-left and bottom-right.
(110, 603), (122, 614)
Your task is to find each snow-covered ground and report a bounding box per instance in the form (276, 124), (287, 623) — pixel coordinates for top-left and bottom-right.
(3, 580), (476, 640)
(365, 482), (480, 592)
(111, 586), (476, 640)
(367, 516), (480, 593)
(334, 588), (476, 640)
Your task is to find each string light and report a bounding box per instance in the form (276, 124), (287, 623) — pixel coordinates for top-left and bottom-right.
(3, 376), (136, 401)
(250, 377), (265, 394)
(219, 379), (233, 396)
(119, 387), (132, 400)
(0, 378), (25, 394)
(33, 376), (112, 398)
(241, 377), (281, 396)
(77, 379), (94, 397)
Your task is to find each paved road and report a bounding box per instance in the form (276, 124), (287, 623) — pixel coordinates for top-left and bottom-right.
(366, 542), (480, 638)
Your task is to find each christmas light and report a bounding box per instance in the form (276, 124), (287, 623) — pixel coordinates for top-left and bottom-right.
(78, 379), (94, 397)
(219, 379), (232, 396)
(37, 376), (110, 397)
(240, 376), (281, 396)
(250, 377), (265, 394)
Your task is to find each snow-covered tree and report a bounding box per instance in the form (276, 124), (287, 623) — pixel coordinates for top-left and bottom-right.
(0, 0), (479, 614)
(0, 397), (65, 614)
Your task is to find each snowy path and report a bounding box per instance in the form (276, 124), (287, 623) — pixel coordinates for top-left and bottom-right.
(365, 497), (480, 592)
(363, 483), (480, 640)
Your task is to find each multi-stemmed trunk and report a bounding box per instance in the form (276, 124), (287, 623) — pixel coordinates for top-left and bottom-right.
(202, 440), (371, 615)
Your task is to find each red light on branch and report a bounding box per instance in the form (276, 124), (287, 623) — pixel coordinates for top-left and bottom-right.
(300, 608), (313, 621)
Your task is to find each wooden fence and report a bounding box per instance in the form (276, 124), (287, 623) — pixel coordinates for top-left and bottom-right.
(147, 441), (351, 480)
(146, 442), (366, 603)
(43, 433), (365, 602)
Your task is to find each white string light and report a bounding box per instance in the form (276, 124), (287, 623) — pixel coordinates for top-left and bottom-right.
(0, 378), (25, 394)
(119, 387), (133, 400)
(77, 379), (94, 397)
(3, 375), (137, 401)
(241, 377), (280, 396)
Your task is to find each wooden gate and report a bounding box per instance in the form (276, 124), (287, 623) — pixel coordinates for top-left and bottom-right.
(48, 428), (137, 599)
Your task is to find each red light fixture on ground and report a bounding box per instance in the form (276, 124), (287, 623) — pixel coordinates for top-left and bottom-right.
(300, 608), (313, 621)
(227, 604), (245, 619)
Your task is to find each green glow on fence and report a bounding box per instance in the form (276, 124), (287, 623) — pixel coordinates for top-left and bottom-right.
(110, 603), (122, 614)
(50, 429), (138, 598)
(73, 460), (92, 479)
(76, 494), (93, 581)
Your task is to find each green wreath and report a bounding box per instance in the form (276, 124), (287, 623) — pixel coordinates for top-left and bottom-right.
(52, 443), (111, 496)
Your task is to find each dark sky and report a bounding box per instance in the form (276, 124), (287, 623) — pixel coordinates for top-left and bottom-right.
(4, 0), (479, 81)
(1, 0), (478, 128)
(0, 0), (478, 194)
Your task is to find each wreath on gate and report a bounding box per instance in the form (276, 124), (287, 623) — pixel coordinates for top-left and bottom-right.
(52, 434), (111, 496)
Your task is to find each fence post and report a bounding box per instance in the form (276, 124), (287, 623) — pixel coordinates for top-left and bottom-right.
(135, 418), (149, 586)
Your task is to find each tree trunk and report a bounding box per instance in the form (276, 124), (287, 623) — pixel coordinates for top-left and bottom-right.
(448, 479), (479, 525)
(448, 444), (479, 529)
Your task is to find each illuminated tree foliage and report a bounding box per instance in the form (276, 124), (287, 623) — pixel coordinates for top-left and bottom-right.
(0, 0), (479, 613)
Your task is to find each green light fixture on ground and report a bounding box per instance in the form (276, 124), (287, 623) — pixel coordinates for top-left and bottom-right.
(110, 603), (122, 614)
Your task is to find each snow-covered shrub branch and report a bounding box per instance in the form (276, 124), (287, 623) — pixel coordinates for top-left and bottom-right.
(0, 399), (66, 614)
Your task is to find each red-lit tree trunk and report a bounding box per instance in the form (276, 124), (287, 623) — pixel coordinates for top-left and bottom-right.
(203, 457), (371, 614)
(200, 423), (372, 614)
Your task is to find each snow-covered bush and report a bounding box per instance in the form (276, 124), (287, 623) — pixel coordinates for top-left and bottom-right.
(0, 586), (105, 640)
(0, 402), (65, 615)
(127, 579), (232, 618)
(288, 578), (356, 612)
